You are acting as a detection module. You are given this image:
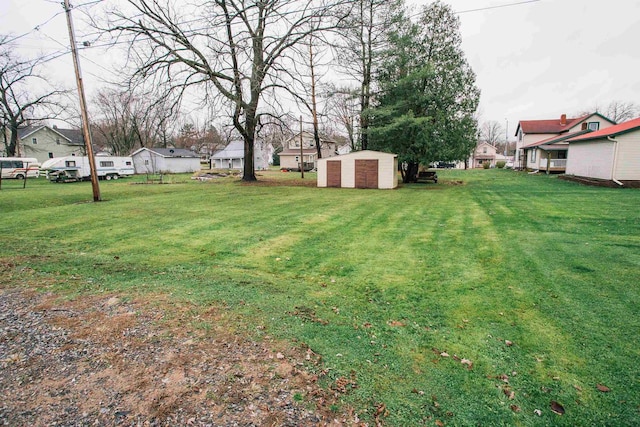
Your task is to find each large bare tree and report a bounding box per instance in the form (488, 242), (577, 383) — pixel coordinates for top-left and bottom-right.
(0, 37), (67, 156)
(479, 120), (504, 146)
(101, 0), (347, 181)
(333, 0), (404, 150)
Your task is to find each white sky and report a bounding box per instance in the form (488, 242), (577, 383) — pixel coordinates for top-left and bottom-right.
(2, 0), (640, 139)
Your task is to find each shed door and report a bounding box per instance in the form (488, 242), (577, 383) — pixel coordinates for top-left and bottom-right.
(355, 159), (379, 189)
(327, 160), (341, 187)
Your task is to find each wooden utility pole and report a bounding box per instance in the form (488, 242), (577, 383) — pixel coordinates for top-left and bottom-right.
(63, 0), (101, 201)
(299, 116), (304, 179)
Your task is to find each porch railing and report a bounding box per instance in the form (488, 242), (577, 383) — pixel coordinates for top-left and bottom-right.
(539, 158), (567, 169)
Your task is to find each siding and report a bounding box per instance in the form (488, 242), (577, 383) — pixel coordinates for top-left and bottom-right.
(317, 150), (397, 189)
(21, 128), (83, 163)
(566, 141), (615, 180)
(615, 133), (640, 180)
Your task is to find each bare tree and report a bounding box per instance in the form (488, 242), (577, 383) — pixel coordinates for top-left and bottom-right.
(603, 101), (638, 124)
(479, 120), (504, 146)
(325, 85), (359, 150)
(100, 0), (348, 181)
(91, 85), (177, 155)
(333, 0), (404, 150)
(0, 37), (68, 156)
(175, 119), (226, 157)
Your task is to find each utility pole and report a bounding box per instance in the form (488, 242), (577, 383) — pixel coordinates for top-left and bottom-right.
(64, 0), (101, 202)
(299, 116), (304, 179)
(504, 118), (509, 156)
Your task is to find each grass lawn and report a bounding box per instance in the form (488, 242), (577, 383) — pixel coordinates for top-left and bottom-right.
(1, 170), (639, 425)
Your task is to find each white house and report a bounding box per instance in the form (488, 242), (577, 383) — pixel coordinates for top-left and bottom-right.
(131, 147), (201, 174)
(515, 113), (616, 171)
(317, 150), (398, 189)
(210, 140), (270, 170)
(565, 117), (640, 185)
(13, 125), (85, 163)
(279, 131), (339, 171)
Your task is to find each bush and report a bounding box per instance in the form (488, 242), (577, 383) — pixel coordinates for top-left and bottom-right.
(482, 162), (490, 169)
(496, 161), (506, 169)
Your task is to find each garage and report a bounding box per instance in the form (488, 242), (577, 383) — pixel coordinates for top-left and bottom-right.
(317, 150), (398, 189)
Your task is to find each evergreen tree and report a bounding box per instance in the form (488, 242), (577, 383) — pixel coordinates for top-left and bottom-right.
(369, 1), (479, 182)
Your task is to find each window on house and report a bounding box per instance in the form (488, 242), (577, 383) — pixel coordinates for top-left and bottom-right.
(558, 151), (567, 159)
(48, 152), (54, 159)
(32, 138), (37, 144)
(531, 150), (536, 162)
(56, 138), (60, 145)
(144, 160), (150, 165)
(483, 147), (487, 153)
(587, 122), (600, 131)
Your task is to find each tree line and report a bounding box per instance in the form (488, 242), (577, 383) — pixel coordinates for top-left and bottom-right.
(2, 1), (638, 182)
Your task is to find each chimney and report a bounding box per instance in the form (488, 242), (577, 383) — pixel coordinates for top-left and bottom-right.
(560, 114), (567, 125)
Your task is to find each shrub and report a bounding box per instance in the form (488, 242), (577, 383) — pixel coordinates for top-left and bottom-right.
(482, 162), (490, 169)
(496, 161), (506, 169)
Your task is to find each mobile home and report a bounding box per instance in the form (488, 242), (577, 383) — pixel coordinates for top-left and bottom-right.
(40, 156), (134, 182)
(0, 157), (41, 179)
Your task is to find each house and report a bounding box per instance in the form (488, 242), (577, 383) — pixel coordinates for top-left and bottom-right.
(210, 140), (271, 170)
(15, 125), (85, 163)
(131, 147), (201, 174)
(317, 150), (398, 189)
(279, 131), (338, 171)
(564, 117), (640, 185)
(470, 142), (511, 168)
(515, 113), (616, 171)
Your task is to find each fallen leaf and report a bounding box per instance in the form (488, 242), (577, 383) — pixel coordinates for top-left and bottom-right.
(510, 404), (521, 412)
(440, 352), (450, 357)
(435, 420), (444, 427)
(503, 388), (515, 400)
(534, 409), (542, 416)
(388, 320), (405, 327)
(596, 384), (611, 392)
(505, 340), (513, 346)
(461, 358), (473, 369)
(550, 401), (565, 415)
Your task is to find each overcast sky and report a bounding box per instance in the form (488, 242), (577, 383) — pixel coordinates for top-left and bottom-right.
(2, 0), (639, 139)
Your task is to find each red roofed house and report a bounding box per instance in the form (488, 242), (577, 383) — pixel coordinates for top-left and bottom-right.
(515, 113), (616, 172)
(565, 117), (640, 185)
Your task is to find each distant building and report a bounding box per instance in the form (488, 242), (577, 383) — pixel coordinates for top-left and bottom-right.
(278, 131), (339, 171)
(15, 125), (84, 163)
(131, 147), (201, 174)
(210, 141), (271, 170)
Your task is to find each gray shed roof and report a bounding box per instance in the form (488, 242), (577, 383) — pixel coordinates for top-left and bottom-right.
(211, 141), (244, 159)
(133, 147), (199, 158)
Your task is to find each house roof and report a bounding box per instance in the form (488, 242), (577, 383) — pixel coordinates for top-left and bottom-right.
(515, 112), (615, 136)
(211, 141), (244, 159)
(567, 117), (640, 142)
(522, 129), (591, 148)
(132, 147), (199, 158)
(17, 125), (84, 145)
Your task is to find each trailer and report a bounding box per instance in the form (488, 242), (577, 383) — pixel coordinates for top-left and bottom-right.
(40, 156), (134, 182)
(0, 157), (41, 179)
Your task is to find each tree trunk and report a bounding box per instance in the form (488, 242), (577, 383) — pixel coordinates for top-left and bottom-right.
(7, 123), (19, 157)
(402, 161), (419, 183)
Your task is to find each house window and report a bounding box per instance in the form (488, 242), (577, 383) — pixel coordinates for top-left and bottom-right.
(144, 160), (150, 165)
(32, 138), (37, 144)
(587, 122), (600, 131)
(531, 150), (536, 162)
(56, 138), (60, 145)
(558, 151), (567, 159)
(295, 156), (299, 162)
(483, 147), (487, 153)
(48, 152), (54, 159)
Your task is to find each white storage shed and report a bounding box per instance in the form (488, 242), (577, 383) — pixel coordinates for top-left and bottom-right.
(317, 150), (398, 189)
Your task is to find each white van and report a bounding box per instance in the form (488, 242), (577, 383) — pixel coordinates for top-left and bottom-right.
(0, 157), (41, 179)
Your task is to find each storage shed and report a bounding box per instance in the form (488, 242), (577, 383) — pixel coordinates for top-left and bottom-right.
(317, 150), (398, 189)
(566, 117), (640, 184)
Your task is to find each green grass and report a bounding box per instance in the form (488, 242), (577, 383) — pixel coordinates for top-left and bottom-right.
(1, 170), (639, 425)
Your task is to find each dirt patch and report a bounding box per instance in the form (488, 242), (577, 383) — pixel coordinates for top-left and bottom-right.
(0, 286), (359, 426)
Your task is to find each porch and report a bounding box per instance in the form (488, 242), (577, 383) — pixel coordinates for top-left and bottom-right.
(539, 158), (567, 173)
